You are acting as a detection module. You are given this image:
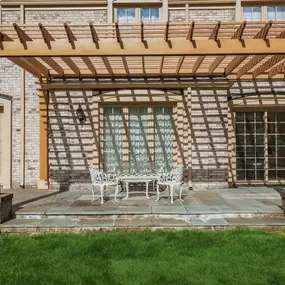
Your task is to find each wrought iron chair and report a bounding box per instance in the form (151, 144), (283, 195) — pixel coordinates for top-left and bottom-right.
(156, 165), (184, 203)
(88, 166), (118, 204)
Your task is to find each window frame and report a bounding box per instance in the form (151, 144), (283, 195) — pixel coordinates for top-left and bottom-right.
(242, 4), (285, 21)
(230, 108), (285, 185)
(114, 6), (161, 23)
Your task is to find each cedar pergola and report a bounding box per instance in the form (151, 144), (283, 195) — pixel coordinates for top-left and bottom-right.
(1, 20), (285, 189)
(0, 20), (285, 89)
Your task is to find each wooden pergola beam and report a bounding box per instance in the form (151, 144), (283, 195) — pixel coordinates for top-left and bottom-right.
(24, 57), (50, 77)
(13, 23), (32, 45)
(61, 57), (80, 76)
(115, 22), (121, 43)
(40, 57), (64, 76)
(9, 57), (41, 78)
(164, 22), (169, 41)
(2, 39), (285, 57)
(159, 56), (164, 75)
(225, 22), (273, 76)
(38, 23), (54, 46)
(268, 57), (285, 78)
(186, 21), (195, 41)
(209, 21), (221, 41)
(141, 22), (144, 42)
(64, 23), (77, 44)
(176, 56), (185, 74)
(102, 57), (113, 76)
(210, 21), (246, 74)
(122, 56), (130, 76)
(40, 81), (231, 90)
(89, 22), (99, 43)
(252, 55), (285, 78)
(81, 56), (97, 75)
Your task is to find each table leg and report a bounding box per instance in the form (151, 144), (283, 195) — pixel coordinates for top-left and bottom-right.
(146, 181), (150, 199)
(125, 182), (129, 199)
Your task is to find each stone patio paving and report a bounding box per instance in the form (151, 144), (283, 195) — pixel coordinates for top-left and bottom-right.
(1, 186), (284, 232)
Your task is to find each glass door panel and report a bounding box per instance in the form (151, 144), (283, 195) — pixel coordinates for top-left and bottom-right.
(235, 112), (265, 181)
(103, 107), (123, 171)
(268, 112), (285, 180)
(129, 107), (149, 173)
(154, 106), (173, 171)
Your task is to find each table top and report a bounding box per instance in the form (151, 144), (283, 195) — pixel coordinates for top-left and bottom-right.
(118, 174), (157, 180)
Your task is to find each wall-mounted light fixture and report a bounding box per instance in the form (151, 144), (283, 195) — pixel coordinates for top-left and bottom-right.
(76, 103), (86, 124)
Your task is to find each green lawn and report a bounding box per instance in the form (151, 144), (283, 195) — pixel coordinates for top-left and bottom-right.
(0, 230), (285, 285)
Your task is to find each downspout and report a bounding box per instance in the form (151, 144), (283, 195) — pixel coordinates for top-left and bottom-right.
(20, 4), (26, 188)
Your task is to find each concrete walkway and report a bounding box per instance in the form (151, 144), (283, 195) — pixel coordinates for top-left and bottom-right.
(1, 186), (284, 233)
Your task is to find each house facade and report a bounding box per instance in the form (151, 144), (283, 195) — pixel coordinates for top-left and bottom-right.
(0, 0), (285, 191)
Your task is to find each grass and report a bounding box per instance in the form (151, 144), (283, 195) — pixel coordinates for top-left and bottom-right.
(0, 230), (285, 285)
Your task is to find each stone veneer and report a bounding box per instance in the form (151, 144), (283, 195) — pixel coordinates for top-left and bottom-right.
(189, 8), (235, 21)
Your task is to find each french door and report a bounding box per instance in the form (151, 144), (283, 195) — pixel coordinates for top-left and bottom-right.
(103, 106), (173, 172)
(235, 111), (285, 182)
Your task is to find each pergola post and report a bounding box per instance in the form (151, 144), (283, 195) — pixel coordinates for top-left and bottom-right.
(38, 80), (49, 189)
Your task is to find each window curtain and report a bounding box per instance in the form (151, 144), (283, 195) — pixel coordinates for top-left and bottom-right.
(154, 107), (173, 171)
(103, 107), (123, 171)
(129, 107), (149, 173)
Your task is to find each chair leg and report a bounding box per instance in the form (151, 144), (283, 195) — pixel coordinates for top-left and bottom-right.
(179, 185), (183, 201)
(155, 183), (160, 201)
(146, 181), (150, 199)
(170, 184), (174, 203)
(100, 185), (104, 204)
(91, 185), (96, 202)
(115, 184), (119, 202)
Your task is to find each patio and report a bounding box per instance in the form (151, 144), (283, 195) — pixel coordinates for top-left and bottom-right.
(1, 186), (285, 233)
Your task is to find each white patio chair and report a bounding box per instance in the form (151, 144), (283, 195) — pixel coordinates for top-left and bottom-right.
(88, 166), (118, 204)
(156, 165), (184, 203)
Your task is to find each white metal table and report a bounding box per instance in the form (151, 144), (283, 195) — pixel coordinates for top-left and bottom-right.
(115, 174), (157, 201)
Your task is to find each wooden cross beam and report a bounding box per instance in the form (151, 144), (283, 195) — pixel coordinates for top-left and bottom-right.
(186, 21), (195, 41)
(209, 21), (221, 41)
(89, 22), (99, 44)
(38, 23), (54, 48)
(40, 57), (64, 76)
(61, 57), (80, 76)
(268, 59), (285, 78)
(64, 23), (77, 48)
(164, 22), (169, 42)
(81, 56), (97, 75)
(209, 22), (247, 74)
(25, 57), (50, 77)
(115, 22), (121, 43)
(102, 57), (113, 76)
(252, 55), (285, 78)
(122, 56), (130, 76)
(9, 57), (41, 78)
(13, 23), (32, 49)
(160, 56), (164, 75)
(141, 22), (144, 42)
(225, 22), (271, 76)
(176, 56), (185, 74)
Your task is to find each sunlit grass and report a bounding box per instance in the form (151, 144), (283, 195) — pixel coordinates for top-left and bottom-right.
(0, 230), (285, 285)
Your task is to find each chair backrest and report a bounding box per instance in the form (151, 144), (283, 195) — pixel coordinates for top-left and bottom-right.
(88, 166), (117, 185)
(171, 165), (184, 183)
(88, 166), (103, 185)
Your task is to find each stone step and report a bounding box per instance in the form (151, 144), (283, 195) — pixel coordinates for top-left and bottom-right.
(2, 216), (285, 234)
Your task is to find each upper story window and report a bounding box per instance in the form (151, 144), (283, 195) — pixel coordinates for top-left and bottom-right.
(268, 6), (285, 20)
(117, 8), (136, 23)
(243, 7), (262, 21)
(116, 7), (159, 23)
(141, 8), (159, 23)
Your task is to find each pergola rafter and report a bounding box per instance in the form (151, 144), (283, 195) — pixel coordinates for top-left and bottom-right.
(0, 21), (285, 80)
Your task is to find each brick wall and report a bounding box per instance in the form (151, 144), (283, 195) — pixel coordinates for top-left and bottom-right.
(189, 8), (235, 21)
(169, 9), (186, 22)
